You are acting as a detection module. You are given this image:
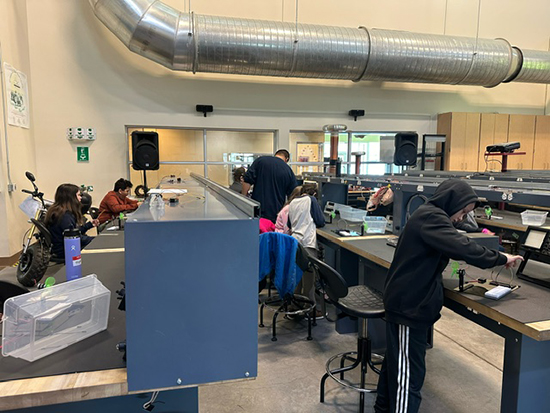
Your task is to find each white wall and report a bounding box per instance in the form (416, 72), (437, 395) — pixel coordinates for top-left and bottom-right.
(0, 0), (549, 257)
(0, 0), (37, 257)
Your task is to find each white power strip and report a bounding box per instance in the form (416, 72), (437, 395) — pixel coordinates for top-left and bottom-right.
(484, 285), (512, 300)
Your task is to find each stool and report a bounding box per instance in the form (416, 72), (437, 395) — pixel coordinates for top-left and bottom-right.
(259, 293), (316, 341)
(308, 256), (385, 413)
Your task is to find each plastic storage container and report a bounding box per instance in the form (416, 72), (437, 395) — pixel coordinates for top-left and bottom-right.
(339, 207), (367, 222)
(363, 216), (388, 234)
(520, 210), (548, 226)
(2, 274), (110, 362)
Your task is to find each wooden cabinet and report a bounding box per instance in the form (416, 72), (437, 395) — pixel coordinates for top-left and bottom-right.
(437, 112), (480, 171)
(507, 115), (535, 170)
(478, 114), (509, 172)
(437, 112), (550, 172)
(534, 116), (550, 170)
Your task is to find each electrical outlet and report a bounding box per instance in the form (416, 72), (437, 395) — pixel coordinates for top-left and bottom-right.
(7, 183), (16, 192)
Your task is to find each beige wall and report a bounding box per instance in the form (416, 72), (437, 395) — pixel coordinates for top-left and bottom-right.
(0, 0), (37, 257)
(1, 0), (550, 257)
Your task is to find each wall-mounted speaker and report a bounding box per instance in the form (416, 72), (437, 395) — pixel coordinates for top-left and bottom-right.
(394, 132), (418, 166)
(131, 131), (159, 170)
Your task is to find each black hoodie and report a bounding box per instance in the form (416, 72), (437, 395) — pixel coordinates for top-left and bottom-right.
(383, 179), (507, 329)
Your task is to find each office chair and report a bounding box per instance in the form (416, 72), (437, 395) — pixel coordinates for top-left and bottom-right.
(308, 255), (385, 413)
(258, 233), (316, 341)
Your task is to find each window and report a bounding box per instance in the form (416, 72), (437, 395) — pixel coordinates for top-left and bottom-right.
(128, 127), (276, 187)
(290, 130), (404, 176)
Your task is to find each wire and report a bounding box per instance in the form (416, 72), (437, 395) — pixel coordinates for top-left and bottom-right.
(143, 391), (160, 411)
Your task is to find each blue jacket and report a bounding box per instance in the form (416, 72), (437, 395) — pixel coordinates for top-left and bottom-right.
(259, 232), (303, 298)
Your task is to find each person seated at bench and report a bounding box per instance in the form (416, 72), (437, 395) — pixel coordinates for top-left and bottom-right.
(98, 178), (139, 224)
(45, 184), (99, 260)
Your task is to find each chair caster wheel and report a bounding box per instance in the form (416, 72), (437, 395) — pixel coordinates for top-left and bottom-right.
(271, 337), (277, 342)
(259, 323), (264, 328)
(307, 337), (313, 341)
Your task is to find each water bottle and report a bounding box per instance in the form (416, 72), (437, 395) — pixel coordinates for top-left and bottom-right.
(63, 228), (82, 281)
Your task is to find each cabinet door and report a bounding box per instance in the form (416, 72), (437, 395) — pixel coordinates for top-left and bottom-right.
(534, 116), (550, 170)
(478, 114), (509, 172)
(508, 115), (535, 170)
(462, 113), (481, 171)
(438, 112), (480, 171)
(438, 112), (458, 171)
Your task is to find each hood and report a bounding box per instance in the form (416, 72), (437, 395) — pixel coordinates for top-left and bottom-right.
(429, 179), (479, 217)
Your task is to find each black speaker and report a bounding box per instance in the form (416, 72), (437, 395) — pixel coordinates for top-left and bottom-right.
(394, 132), (418, 166)
(132, 131), (159, 170)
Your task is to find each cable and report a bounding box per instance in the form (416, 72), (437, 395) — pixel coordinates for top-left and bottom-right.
(143, 391), (160, 411)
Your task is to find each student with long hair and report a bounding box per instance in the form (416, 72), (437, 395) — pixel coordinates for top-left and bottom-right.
(45, 184), (99, 259)
(274, 185), (302, 234)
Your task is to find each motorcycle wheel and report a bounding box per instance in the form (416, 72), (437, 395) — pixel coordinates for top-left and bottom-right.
(16, 242), (51, 287)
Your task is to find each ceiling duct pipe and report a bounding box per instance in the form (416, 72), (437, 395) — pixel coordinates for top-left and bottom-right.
(89, 0), (550, 86)
(323, 124), (347, 175)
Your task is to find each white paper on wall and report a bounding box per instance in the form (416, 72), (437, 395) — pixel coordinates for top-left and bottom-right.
(4, 63), (30, 129)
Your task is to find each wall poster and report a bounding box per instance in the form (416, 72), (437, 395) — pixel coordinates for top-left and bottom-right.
(4, 63), (30, 129)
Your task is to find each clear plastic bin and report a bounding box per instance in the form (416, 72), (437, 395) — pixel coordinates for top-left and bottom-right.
(521, 210), (548, 226)
(2, 274), (110, 362)
(339, 207), (367, 222)
(363, 216), (388, 234)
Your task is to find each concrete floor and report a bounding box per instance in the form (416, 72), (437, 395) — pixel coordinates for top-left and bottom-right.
(199, 306), (504, 413)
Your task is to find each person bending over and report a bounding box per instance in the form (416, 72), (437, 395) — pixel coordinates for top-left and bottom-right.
(374, 179), (522, 413)
(45, 184), (99, 260)
(98, 178), (139, 224)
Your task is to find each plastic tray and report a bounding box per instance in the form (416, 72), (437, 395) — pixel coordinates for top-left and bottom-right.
(521, 210), (548, 226)
(2, 274), (110, 362)
(339, 207), (367, 222)
(363, 216), (388, 234)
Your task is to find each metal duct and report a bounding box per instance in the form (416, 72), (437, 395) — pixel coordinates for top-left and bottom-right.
(89, 0), (550, 87)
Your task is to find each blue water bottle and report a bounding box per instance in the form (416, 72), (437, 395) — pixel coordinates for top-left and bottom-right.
(63, 228), (82, 281)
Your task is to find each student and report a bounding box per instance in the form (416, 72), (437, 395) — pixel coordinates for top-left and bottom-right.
(374, 179), (522, 413)
(45, 184), (99, 260)
(229, 167), (246, 194)
(288, 183), (325, 313)
(275, 186), (302, 234)
(98, 178), (139, 224)
(242, 149), (297, 223)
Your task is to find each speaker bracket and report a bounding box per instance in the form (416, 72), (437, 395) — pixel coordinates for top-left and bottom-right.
(196, 104), (214, 117)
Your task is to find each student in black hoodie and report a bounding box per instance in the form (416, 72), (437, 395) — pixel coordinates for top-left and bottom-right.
(374, 179), (522, 413)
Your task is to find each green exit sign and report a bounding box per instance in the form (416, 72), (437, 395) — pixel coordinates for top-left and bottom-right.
(77, 147), (89, 162)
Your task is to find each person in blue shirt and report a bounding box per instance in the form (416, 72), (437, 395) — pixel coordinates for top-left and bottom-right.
(45, 184), (99, 260)
(241, 149), (297, 223)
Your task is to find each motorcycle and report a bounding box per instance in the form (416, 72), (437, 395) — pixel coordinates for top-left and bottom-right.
(16, 172), (53, 287)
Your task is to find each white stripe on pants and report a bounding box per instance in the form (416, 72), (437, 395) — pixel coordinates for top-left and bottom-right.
(397, 324), (410, 413)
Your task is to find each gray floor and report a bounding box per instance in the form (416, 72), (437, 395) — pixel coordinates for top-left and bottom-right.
(199, 306), (503, 413)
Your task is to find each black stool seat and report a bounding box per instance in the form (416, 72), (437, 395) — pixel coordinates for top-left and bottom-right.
(338, 285), (384, 319)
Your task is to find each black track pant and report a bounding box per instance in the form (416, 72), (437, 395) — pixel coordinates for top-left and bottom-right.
(374, 322), (429, 413)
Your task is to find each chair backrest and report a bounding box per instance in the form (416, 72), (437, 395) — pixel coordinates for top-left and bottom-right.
(295, 242), (310, 273)
(307, 255), (348, 303)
